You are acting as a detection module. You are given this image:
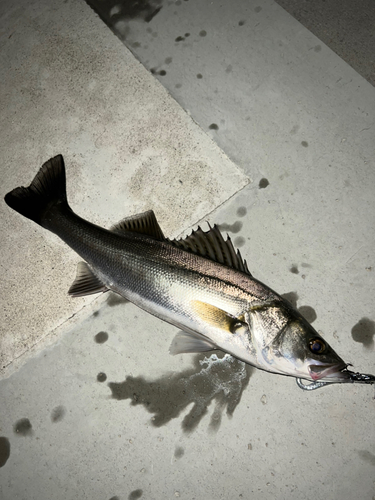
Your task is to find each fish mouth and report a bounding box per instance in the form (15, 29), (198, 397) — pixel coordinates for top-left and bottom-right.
(308, 362), (349, 382)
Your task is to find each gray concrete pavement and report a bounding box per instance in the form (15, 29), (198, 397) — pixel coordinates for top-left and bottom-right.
(1, 0), (375, 499)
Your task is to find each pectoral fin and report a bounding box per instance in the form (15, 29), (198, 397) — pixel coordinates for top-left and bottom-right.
(191, 300), (248, 334)
(68, 262), (109, 297)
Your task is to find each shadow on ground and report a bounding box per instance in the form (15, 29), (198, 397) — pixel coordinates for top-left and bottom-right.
(108, 352), (253, 432)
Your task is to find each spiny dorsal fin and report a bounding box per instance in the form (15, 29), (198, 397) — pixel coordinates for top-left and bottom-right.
(110, 210), (165, 240)
(168, 224), (252, 276)
(68, 262), (109, 297)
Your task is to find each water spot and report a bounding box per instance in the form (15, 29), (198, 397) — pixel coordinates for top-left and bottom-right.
(358, 450), (375, 466)
(175, 36), (185, 42)
(184, 33), (190, 37)
(290, 125), (299, 135)
(14, 418), (33, 437)
(226, 65), (232, 73)
(95, 331), (109, 344)
(259, 178), (269, 189)
(0, 437), (10, 467)
(196, 73), (203, 79)
(236, 206), (247, 217)
(301, 141), (308, 147)
(175, 83), (182, 88)
(116, 0), (162, 22)
(93, 310), (100, 317)
(298, 306), (317, 324)
(351, 318), (375, 349)
(234, 236), (245, 248)
(165, 57), (173, 64)
(51, 406), (66, 423)
(150, 68), (157, 74)
(174, 446), (184, 458)
(254, 6), (262, 12)
(107, 293), (128, 307)
(290, 265), (299, 274)
(110, 497), (120, 500)
(97, 372), (107, 382)
(159, 70), (167, 76)
(281, 292), (299, 309)
(217, 221), (243, 233)
(199, 30), (207, 37)
(260, 394), (267, 405)
(132, 42), (141, 48)
(238, 20), (245, 26)
(209, 123), (219, 130)
(314, 45), (322, 52)
(109, 353), (253, 433)
(129, 489), (143, 499)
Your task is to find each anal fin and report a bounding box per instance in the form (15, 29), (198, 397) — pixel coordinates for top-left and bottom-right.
(68, 262), (109, 297)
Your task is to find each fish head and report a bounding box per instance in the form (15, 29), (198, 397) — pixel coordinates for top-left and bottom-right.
(265, 317), (350, 382)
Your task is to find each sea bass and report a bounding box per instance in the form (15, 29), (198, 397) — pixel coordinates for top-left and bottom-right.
(5, 155), (375, 390)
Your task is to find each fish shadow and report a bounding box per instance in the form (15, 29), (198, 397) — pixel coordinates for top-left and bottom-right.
(108, 352), (254, 433)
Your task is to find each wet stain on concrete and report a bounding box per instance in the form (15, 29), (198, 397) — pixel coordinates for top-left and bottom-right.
(298, 306), (317, 324)
(14, 418), (33, 437)
(51, 406), (66, 423)
(199, 30), (207, 37)
(129, 489), (143, 499)
(301, 141), (309, 147)
(97, 372), (108, 382)
(107, 293), (128, 307)
(0, 437), (10, 467)
(174, 446), (184, 458)
(109, 497), (120, 500)
(238, 20), (245, 26)
(234, 236), (246, 248)
(282, 292), (299, 308)
(109, 353), (253, 432)
(93, 310), (100, 317)
(209, 123), (219, 130)
(351, 318), (375, 349)
(236, 206), (247, 217)
(108, 0), (162, 22)
(259, 178), (269, 189)
(165, 57), (173, 64)
(358, 450), (375, 466)
(159, 70), (167, 76)
(175, 83), (182, 88)
(95, 331), (109, 344)
(282, 292), (317, 324)
(290, 264), (299, 274)
(197, 73), (203, 79)
(175, 35), (185, 42)
(217, 221), (243, 233)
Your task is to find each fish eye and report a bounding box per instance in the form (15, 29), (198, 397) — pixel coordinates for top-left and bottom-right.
(309, 338), (326, 354)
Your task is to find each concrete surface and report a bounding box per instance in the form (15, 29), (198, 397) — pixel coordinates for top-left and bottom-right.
(275, 0), (375, 86)
(1, 0), (375, 499)
(0, 0), (248, 377)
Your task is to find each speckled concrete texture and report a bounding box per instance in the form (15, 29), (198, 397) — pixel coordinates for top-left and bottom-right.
(0, 0), (248, 378)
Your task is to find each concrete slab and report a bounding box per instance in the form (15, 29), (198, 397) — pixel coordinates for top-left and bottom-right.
(0, 0), (248, 377)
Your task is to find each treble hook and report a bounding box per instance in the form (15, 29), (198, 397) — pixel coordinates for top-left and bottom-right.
(296, 378), (330, 391)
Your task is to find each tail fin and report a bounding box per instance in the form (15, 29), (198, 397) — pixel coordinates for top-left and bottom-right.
(4, 155), (68, 226)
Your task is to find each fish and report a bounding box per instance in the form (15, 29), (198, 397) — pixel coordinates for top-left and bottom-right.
(4, 155), (375, 390)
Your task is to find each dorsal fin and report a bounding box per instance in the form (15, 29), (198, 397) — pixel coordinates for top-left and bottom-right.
(110, 210), (165, 240)
(168, 224), (252, 276)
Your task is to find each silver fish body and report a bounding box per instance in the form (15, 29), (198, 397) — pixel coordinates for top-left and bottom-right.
(5, 155), (375, 388)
